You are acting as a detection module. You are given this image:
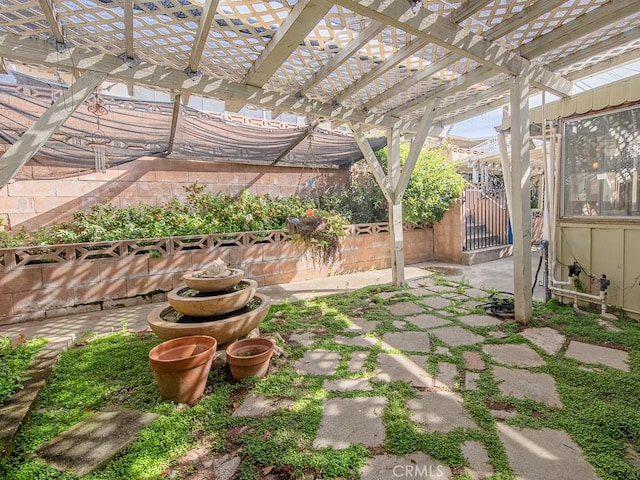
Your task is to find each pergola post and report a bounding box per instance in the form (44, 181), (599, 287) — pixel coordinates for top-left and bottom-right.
(509, 73), (533, 324)
(351, 98), (438, 288)
(387, 123), (404, 285)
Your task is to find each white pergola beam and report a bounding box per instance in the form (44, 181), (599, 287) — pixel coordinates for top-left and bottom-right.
(485, 0), (568, 42)
(566, 47), (640, 82)
(389, 66), (496, 117)
(435, 82), (510, 123)
(336, 0), (571, 96)
(166, 93), (181, 155)
(395, 97), (439, 197)
(509, 73), (533, 324)
(520, 0), (638, 60)
(0, 32), (396, 128)
(550, 26), (640, 72)
(124, 0), (134, 59)
(335, 38), (429, 104)
(438, 93), (509, 127)
(448, 0), (493, 24)
(187, 0), (219, 74)
(364, 52), (463, 110)
(350, 123), (393, 202)
(243, 0), (331, 88)
(298, 22), (386, 96)
(0, 70), (107, 187)
(38, 0), (65, 46)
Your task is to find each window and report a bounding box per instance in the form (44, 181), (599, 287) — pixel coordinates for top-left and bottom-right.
(562, 105), (640, 218)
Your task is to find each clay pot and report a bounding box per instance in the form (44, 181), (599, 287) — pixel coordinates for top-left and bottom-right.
(148, 293), (272, 344)
(148, 335), (217, 405)
(182, 268), (244, 293)
(226, 337), (274, 380)
(167, 279), (257, 317)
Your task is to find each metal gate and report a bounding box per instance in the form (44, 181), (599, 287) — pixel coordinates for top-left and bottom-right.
(462, 186), (510, 251)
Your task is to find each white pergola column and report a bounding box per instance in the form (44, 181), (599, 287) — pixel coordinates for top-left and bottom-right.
(509, 74), (533, 324)
(387, 122), (404, 285)
(351, 98), (439, 287)
(0, 70), (107, 188)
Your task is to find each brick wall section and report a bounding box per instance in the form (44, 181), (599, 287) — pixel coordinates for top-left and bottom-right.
(0, 157), (349, 230)
(0, 226), (438, 326)
(433, 203), (462, 264)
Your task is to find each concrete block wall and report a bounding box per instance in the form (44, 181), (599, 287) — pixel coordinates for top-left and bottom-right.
(0, 226), (436, 326)
(0, 157), (348, 230)
(433, 203), (463, 264)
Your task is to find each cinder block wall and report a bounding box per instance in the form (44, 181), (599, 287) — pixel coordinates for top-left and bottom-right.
(0, 226), (436, 325)
(0, 157), (348, 230)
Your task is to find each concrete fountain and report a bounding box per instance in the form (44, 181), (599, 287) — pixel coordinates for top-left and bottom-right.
(147, 260), (271, 345)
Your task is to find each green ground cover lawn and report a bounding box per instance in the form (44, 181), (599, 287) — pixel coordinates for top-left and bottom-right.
(0, 335), (47, 407)
(1, 278), (639, 480)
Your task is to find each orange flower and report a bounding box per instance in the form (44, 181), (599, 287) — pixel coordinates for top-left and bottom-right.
(305, 208), (315, 216)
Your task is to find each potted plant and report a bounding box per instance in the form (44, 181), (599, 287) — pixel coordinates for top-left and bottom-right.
(148, 335), (217, 405)
(226, 337), (275, 380)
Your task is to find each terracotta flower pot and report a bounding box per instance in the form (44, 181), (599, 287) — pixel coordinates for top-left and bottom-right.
(148, 335), (217, 405)
(226, 338), (274, 380)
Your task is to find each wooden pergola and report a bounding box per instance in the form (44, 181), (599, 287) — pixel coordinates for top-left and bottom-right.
(1, 0), (639, 323)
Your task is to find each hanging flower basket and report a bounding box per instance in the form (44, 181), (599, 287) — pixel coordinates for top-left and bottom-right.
(285, 210), (346, 266)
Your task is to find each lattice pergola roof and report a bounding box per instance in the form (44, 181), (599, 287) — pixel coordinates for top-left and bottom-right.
(1, 0), (639, 137)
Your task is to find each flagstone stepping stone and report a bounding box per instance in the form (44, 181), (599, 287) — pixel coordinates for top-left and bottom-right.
(288, 332), (315, 347)
(519, 327), (565, 356)
(37, 407), (158, 476)
(360, 452), (453, 480)
(377, 291), (400, 300)
(436, 362), (458, 389)
(461, 300), (485, 311)
(497, 424), (599, 480)
(323, 378), (372, 392)
(408, 391), (476, 433)
(405, 314), (452, 329)
(487, 331), (508, 339)
(346, 318), (378, 333)
(442, 293), (467, 301)
(232, 395), (294, 417)
(421, 296), (453, 309)
(463, 288), (488, 298)
(427, 285), (457, 293)
(412, 276), (437, 287)
(348, 351), (369, 372)
(462, 440), (493, 479)
(464, 372), (480, 390)
(408, 287), (432, 297)
(393, 320), (407, 329)
(430, 326), (484, 347)
(489, 408), (517, 420)
(598, 318), (622, 332)
(459, 314), (503, 327)
(435, 346), (450, 355)
(463, 351), (486, 370)
(293, 350), (341, 375)
(333, 335), (377, 348)
(483, 344), (545, 367)
(493, 366), (562, 408)
(382, 331), (431, 353)
(374, 353), (433, 387)
(313, 397), (387, 449)
(385, 302), (425, 317)
(565, 341), (629, 372)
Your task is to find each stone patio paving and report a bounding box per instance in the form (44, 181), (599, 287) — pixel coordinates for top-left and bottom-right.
(6, 270), (633, 479)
